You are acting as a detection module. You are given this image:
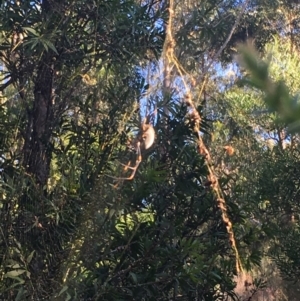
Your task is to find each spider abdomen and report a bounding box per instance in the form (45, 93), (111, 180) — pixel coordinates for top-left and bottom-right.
(141, 124), (155, 149)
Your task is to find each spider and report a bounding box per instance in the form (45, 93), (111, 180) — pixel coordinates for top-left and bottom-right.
(108, 119), (155, 184)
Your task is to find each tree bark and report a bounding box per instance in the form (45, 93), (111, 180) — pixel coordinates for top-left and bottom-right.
(23, 54), (54, 186)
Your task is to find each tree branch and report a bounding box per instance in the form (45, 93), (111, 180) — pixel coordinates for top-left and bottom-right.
(203, 0), (250, 76)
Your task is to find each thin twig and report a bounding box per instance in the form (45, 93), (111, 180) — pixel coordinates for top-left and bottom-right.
(203, 0), (250, 76)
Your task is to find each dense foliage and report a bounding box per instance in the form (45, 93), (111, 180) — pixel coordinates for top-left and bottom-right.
(1, 0), (300, 300)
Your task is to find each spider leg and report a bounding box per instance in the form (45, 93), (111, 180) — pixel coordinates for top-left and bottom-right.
(107, 142), (143, 185)
(118, 142), (142, 180)
(115, 160), (138, 171)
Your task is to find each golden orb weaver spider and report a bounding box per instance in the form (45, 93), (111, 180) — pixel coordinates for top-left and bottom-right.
(107, 117), (155, 185)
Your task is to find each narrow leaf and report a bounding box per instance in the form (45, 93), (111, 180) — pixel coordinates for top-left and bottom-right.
(58, 285), (69, 296)
(5, 269), (26, 278)
(22, 27), (39, 36)
(26, 251), (35, 264)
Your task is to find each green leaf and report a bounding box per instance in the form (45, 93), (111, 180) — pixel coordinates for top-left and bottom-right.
(129, 272), (138, 283)
(15, 287), (26, 301)
(26, 251), (35, 264)
(109, 208), (116, 218)
(58, 285), (69, 296)
(5, 269), (26, 278)
(43, 40), (58, 54)
(22, 27), (39, 36)
(210, 271), (222, 280)
(11, 264), (21, 269)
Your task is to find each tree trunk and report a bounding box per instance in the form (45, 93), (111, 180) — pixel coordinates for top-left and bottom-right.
(23, 54), (54, 186)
